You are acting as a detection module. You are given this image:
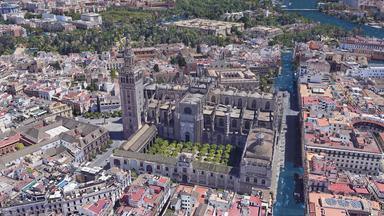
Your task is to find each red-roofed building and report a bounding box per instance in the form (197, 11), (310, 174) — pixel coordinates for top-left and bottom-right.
(227, 195), (264, 216)
(0, 193), (9, 208)
(353, 186), (370, 195)
(0, 131), (20, 155)
(308, 41), (321, 50)
(158, 176), (168, 185)
(13, 178), (34, 192)
(194, 185), (209, 205)
(117, 174), (171, 216)
(302, 96), (336, 112)
(127, 186), (145, 207)
(369, 180), (384, 200)
(328, 183), (354, 194)
(307, 153), (338, 193)
(249, 196), (262, 206)
(302, 96), (320, 109)
(61, 91), (91, 114)
(80, 198), (112, 216)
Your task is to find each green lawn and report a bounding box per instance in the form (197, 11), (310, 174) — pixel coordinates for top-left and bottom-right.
(147, 138), (233, 165)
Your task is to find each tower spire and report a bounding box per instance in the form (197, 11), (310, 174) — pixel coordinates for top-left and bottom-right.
(125, 34), (131, 48)
(123, 34), (135, 70)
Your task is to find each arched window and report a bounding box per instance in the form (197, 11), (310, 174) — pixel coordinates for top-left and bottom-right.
(238, 99), (242, 108)
(184, 107), (192, 115)
(131, 160), (137, 169)
(219, 118), (224, 127)
(225, 97), (230, 105)
(185, 132), (191, 142)
(146, 165), (153, 173)
(232, 119), (237, 128)
(265, 102), (271, 110)
(211, 95), (216, 103)
(245, 121), (250, 129)
(203, 133), (209, 143)
(217, 134), (222, 144)
(231, 136), (236, 144)
(252, 100), (257, 109)
(261, 179), (266, 185)
(113, 159), (120, 166)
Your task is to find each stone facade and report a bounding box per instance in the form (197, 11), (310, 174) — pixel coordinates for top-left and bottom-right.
(117, 37), (280, 194)
(145, 90), (275, 146)
(111, 151), (272, 194)
(1, 168), (130, 216)
(119, 38), (145, 139)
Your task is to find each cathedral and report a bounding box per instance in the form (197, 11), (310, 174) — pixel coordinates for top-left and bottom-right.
(116, 38), (283, 193)
(120, 38), (277, 143)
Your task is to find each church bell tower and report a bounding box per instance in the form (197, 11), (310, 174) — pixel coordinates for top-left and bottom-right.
(119, 36), (144, 139)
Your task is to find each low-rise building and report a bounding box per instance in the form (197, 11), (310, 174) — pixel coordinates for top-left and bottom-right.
(79, 198), (113, 216)
(116, 174), (171, 216)
(339, 36), (384, 60)
(0, 3), (20, 15)
(245, 26), (283, 38)
(347, 65), (384, 79)
(308, 192), (381, 216)
(0, 130), (21, 156)
(80, 13), (102, 25)
(0, 24), (26, 37)
(72, 13), (102, 30)
(207, 68), (259, 91)
(98, 95), (121, 113)
(17, 116), (109, 162)
(165, 18), (244, 36)
(1, 167), (131, 216)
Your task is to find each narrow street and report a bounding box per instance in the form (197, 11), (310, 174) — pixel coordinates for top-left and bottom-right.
(273, 51), (304, 215)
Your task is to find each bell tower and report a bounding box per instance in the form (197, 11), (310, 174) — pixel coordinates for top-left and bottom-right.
(119, 36), (144, 139)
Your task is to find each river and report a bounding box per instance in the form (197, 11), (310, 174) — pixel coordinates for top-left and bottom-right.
(284, 0), (384, 39)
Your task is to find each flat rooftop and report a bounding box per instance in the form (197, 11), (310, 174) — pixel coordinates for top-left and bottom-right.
(300, 84), (333, 98)
(168, 18), (243, 30)
(304, 132), (382, 155)
(45, 126), (69, 138)
(308, 192), (380, 216)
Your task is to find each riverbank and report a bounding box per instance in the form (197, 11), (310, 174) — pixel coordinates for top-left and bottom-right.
(318, 4), (384, 29)
(323, 9), (384, 29)
(320, 9), (367, 24)
(318, 0), (384, 27)
(283, 0), (384, 38)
